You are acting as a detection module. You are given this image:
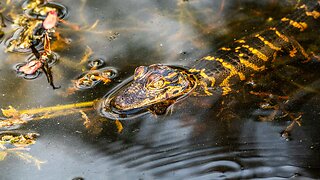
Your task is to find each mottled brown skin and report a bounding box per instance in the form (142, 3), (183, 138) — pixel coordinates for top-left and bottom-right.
(112, 64), (196, 111)
(111, 1), (320, 114)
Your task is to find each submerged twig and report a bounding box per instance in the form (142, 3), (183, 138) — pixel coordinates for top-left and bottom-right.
(0, 13), (6, 27)
(30, 43), (41, 59)
(0, 101), (96, 128)
(18, 101), (95, 115)
(40, 57), (60, 89)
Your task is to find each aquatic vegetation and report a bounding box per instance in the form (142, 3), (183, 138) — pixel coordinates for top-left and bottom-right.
(0, 106), (33, 128)
(2, 0), (68, 88)
(0, 100), (123, 134)
(0, 0), (319, 179)
(0, 132), (39, 148)
(22, 0), (68, 20)
(5, 18), (43, 53)
(66, 67), (118, 96)
(0, 131), (46, 169)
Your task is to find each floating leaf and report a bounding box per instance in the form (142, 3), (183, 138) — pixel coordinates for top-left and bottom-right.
(43, 10), (58, 30)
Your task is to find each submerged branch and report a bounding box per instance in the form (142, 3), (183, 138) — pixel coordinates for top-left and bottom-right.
(18, 101), (96, 115)
(0, 101), (96, 128)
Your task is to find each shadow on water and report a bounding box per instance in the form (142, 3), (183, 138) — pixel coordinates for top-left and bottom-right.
(0, 0), (320, 179)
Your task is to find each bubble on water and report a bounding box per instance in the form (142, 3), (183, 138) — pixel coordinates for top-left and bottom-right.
(99, 67), (118, 79)
(87, 58), (105, 69)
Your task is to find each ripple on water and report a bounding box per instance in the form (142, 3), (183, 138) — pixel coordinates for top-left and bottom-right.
(85, 114), (320, 179)
(101, 140), (313, 179)
(23, 2), (68, 20)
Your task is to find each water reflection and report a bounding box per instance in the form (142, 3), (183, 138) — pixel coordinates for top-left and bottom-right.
(0, 0), (320, 179)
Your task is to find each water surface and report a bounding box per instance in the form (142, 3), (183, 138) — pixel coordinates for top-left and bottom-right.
(0, 0), (320, 179)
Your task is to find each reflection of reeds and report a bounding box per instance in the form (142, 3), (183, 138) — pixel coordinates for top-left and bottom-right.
(14, 151), (47, 170)
(0, 148), (47, 170)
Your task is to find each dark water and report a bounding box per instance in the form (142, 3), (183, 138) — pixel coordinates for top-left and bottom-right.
(0, 0), (320, 179)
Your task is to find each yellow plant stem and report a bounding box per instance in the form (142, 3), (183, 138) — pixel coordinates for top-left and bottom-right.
(1, 100), (124, 133)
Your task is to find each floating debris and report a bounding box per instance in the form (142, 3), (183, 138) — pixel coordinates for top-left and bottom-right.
(5, 20), (44, 53)
(66, 67), (118, 95)
(0, 131), (45, 169)
(15, 60), (42, 79)
(3, 0), (72, 88)
(0, 106), (33, 129)
(88, 58), (105, 70)
(0, 101), (95, 129)
(0, 131), (39, 148)
(107, 31), (120, 41)
(22, 1), (68, 20)
(0, 100), (123, 135)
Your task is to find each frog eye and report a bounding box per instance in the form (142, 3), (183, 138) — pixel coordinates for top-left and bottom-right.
(134, 66), (148, 80)
(146, 74), (166, 90)
(147, 79), (166, 90)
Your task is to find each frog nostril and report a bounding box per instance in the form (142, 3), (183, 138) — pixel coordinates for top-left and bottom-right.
(134, 66), (149, 80)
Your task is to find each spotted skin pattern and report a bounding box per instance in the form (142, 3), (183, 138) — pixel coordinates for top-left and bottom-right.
(113, 65), (196, 111)
(111, 1), (320, 112)
(189, 1), (320, 95)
